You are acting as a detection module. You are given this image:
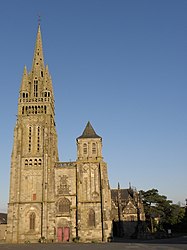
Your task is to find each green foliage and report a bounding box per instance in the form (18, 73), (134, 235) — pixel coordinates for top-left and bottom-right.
(139, 189), (185, 232)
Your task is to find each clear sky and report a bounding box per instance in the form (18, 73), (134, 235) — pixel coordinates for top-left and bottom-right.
(0, 0), (186, 212)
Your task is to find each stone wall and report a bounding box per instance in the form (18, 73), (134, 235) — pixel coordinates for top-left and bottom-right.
(0, 224), (7, 242)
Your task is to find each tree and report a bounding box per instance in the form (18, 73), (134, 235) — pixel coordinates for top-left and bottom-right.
(139, 189), (185, 233)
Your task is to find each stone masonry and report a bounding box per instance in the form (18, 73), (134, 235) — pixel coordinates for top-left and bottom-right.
(6, 25), (112, 243)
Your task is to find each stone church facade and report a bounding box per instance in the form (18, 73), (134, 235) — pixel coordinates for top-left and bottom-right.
(6, 25), (112, 243)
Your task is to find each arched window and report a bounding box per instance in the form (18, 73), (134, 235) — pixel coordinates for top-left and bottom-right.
(30, 212), (36, 230)
(58, 198), (70, 214)
(28, 127), (32, 152)
(92, 143), (96, 154)
(34, 80), (38, 97)
(37, 127), (40, 152)
(88, 209), (96, 227)
(83, 143), (87, 154)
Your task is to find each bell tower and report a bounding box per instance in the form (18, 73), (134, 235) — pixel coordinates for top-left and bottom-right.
(76, 122), (112, 242)
(76, 121), (103, 161)
(6, 25), (59, 243)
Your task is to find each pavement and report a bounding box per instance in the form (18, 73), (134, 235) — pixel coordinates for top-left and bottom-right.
(0, 236), (187, 250)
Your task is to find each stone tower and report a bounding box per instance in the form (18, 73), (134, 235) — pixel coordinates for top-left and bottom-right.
(76, 122), (112, 241)
(6, 25), (59, 243)
(54, 122), (112, 242)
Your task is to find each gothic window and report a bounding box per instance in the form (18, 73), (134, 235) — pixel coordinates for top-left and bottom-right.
(25, 159), (28, 166)
(34, 80), (38, 97)
(28, 127), (32, 152)
(58, 198), (70, 214)
(38, 159), (42, 165)
(22, 106), (24, 115)
(21, 92), (28, 98)
(88, 209), (96, 227)
(43, 91), (50, 97)
(26, 106), (28, 114)
(29, 212), (36, 230)
(92, 143), (96, 154)
(44, 105), (47, 114)
(37, 127), (40, 152)
(83, 143), (87, 154)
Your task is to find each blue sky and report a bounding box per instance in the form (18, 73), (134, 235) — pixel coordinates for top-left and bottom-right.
(0, 0), (187, 212)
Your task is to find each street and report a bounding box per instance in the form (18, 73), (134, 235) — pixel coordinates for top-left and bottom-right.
(0, 236), (187, 250)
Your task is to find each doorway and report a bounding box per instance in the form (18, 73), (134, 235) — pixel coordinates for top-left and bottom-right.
(57, 227), (70, 242)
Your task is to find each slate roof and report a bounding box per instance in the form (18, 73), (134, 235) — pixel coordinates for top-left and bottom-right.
(111, 188), (135, 201)
(0, 213), (7, 224)
(77, 121), (101, 140)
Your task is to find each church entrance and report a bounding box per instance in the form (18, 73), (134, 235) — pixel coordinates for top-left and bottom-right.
(57, 227), (70, 242)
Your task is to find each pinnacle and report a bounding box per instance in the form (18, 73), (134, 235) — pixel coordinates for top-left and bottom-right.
(31, 24), (45, 71)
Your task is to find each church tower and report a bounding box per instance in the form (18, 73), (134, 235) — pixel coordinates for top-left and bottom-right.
(76, 122), (112, 242)
(76, 121), (103, 161)
(6, 25), (59, 243)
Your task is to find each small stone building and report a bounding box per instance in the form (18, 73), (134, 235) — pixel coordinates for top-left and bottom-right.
(111, 186), (145, 238)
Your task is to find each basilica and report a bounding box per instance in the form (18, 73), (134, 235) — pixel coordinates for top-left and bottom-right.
(6, 25), (144, 243)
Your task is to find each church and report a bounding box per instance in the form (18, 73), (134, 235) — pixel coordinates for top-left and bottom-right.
(6, 25), (112, 243)
(6, 25), (144, 243)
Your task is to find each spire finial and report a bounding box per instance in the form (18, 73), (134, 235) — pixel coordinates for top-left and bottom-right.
(31, 19), (44, 71)
(38, 14), (41, 26)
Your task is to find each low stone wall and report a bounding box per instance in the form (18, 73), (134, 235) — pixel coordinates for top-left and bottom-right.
(0, 224), (7, 242)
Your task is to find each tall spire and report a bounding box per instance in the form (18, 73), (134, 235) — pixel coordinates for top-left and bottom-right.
(32, 24), (45, 72)
(20, 65), (28, 92)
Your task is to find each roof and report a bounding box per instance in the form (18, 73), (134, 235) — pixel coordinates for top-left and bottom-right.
(111, 188), (135, 201)
(0, 213), (7, 224)
(77, 121), (101, 140)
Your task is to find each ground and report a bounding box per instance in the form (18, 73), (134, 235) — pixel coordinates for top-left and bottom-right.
(1, 236), (187, 250)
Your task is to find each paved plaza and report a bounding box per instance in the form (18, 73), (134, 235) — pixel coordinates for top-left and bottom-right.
(0, 237), (187, 250)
